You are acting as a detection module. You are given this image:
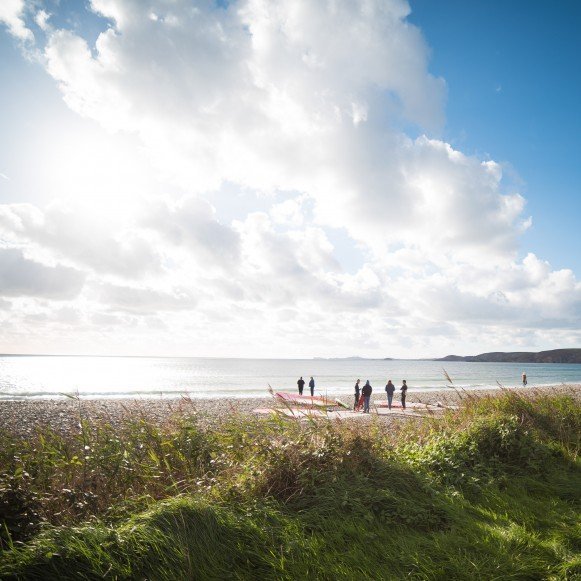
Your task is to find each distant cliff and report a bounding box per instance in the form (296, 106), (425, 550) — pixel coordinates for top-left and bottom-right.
(437, 349), (581, 364)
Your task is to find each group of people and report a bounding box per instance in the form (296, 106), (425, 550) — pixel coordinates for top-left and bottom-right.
(297, 376), (315, 396)
(354, 379), (407, 413)
(296, 372), (530, 411)
(296, 376), (408, 413)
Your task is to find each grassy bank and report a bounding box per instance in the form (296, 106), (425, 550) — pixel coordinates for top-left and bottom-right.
(1, 390), (580, 579)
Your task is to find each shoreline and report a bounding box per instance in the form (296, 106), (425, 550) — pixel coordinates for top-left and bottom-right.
(1, 384), (579, 438)
(0, 381), (578, 401)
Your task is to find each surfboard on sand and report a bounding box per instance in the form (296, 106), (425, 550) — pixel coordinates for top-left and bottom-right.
(375, 401), (430, 409)
(375, 401), (455, 412)
(275, 392), (346, 408)
(278, 407), (328, 418)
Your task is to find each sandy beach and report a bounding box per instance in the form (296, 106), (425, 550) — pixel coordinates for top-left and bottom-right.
(1, 384), (579, 438)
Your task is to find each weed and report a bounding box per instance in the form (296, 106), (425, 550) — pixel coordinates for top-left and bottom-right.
(0, 391), (579, 579)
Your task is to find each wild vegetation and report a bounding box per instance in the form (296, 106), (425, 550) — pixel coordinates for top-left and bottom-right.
(1, 390), (580, 580)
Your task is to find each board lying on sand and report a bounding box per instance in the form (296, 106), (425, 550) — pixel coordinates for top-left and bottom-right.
(253, 407), (433, 420)
(375, 401), (453, 410)
(277, 408), (328, 418)
(374, 401), (420, 409)
(275, 392), (347, 408)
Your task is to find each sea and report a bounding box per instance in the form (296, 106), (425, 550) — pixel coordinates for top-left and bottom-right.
(0, 355), (580, 400)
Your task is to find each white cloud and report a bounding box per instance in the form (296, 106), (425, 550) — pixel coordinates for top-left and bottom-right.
(34, 9), (50, 31)
(0, 247), (85, 299)
(40, 0), (446, 191)
(38, 0), (527, 265)
(0, 0), (578, 356)
(0, 203), (161, 278)
(0, 0), (33, 41)
(144, 196), (241, 269)
(96, 282), (197, 313)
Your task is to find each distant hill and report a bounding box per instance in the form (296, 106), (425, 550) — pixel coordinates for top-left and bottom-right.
(437, 349), (581, 364)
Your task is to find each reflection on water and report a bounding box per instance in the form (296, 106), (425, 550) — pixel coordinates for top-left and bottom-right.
(0, 355), (580, 400)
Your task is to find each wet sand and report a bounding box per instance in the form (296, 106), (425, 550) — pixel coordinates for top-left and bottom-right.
(1, 384), (579, 438)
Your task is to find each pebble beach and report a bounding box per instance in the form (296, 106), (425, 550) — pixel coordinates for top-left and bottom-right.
(1, 384), (579, 438)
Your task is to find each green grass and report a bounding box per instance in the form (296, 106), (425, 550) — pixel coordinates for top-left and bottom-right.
(1, 391), (580, 579)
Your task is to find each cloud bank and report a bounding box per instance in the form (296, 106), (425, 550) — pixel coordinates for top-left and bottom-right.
(0, 0), (579, 357)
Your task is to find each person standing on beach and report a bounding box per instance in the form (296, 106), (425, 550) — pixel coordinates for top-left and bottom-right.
(385, 380), (395, 409)
(361, 380), (372, 413)
(297, 377), (305, 395)
(354, 379), (361, 409)
(400, 380), (408, 409)
(522, 372), (527, 386)
(309, 376), (315, 396)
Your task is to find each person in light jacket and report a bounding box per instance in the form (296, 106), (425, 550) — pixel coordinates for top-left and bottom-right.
(354, 379), (361, 410)
(309, 376), (315, 396)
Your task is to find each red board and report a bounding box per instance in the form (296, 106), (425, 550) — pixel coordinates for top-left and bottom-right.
(275, 392), (337, 407)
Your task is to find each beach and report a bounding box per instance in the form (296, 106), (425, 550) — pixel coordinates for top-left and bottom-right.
(1, 383), (579, 438)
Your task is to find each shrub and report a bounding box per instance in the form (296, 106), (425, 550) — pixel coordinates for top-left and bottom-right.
(402, 415), (555, 489)
(0, 477), (42, 548)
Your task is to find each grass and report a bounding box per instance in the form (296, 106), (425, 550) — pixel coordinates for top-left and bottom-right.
(0, 390), (580, 579)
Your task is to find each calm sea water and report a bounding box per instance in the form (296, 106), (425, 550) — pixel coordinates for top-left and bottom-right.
(0, 356), (580, 400)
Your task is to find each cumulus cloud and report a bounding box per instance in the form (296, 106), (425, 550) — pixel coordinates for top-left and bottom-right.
(0, 247), (85, 299)
(384, 252), (581, 332)
(0, 202), (161, 278)
(0, 0), (33, 41)
(0, 0), (578, 356)
(37, 0), (530, 265)
(144, 196), (241, 269)
(96, 282), (197, 313)
(231, 212), (385, 311)
(41, 1), (441, 178)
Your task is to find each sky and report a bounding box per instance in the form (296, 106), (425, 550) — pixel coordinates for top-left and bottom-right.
(0, 0), (579, 359)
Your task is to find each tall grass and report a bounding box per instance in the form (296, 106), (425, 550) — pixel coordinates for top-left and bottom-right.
(1, 391), (580, 579)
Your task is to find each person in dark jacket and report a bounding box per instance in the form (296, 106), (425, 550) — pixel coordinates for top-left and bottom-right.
(361, 380), (372, 413)
(400, 380), (408, 409)
(297, 377), (305, 395)
(354, 379), (361, 410)
(309, 377), (315, 396)
(385, 379), (395, 409)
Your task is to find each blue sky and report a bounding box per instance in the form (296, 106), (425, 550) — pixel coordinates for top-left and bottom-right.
(0, 0), (579, 357)
(410, 0), (581, 273)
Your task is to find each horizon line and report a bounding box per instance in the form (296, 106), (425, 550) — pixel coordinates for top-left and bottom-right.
(0, 348), (578, 361)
